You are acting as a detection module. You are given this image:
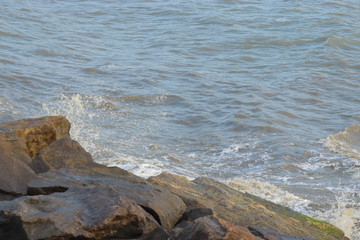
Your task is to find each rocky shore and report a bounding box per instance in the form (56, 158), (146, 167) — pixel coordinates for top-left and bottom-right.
(0, 116), (350, 240)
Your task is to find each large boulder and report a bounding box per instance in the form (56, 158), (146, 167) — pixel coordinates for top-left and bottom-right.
(0, 186), (165, 240)
(0, 116), (70, 159)
(148, 173), (346, 240)
(27, 167), (186, 230)
(0, 116), (71, 195)
(29, 136), (94, 173)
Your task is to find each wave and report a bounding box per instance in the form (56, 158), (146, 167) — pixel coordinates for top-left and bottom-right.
(325, 124), (360, 160)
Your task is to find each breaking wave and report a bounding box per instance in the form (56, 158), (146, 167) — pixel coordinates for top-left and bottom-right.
(325, 124), (360, 160)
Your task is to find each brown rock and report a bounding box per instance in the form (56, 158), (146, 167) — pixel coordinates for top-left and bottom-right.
(27, 166), (186, 230)
(171, 216), (226, 240)
(171, 216), (258, 240)
(0, 186), (162, 240)
(248, 226), (320, 240)
(0, 116), (70, 159)
(0, 126), (31, 164)
(148, 173), (346, 240)
(29, 136), (94, 173)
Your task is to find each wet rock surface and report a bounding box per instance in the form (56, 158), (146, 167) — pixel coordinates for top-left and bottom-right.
(0, 116), (349, 240)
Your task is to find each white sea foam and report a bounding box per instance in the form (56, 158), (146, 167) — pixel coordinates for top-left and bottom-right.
(42, 93), (100, 153)
(325, 125), (360, 160)
(225, 177), (312, 213)
(225, 177), (359, 240)
(312, 189), (360, 240)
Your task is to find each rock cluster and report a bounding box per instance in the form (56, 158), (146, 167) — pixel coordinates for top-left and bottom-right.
(0, 116), (349, 240)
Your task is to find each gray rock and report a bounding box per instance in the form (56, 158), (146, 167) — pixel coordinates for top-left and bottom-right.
(0, 135), (36, 195)
(178, 208), (213, 222)
(27, 167), (186, 230)
(0, 186), (162, 240)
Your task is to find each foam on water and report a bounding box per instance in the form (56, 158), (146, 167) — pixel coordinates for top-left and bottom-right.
(42, 93), (101, 153)
(225, 177), (359, 239)
(325, 124), (360, 160)
(226, 177), (312, 213)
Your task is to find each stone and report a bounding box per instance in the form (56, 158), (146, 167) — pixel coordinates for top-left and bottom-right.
(0, 136), (36, 195)
(0, 186), (162, 240)
(0, 116), (70, 159)
(148, 173), (346, 240)
(171, 216), (226, 240)
(27, 166), (186, 230)
(178, 208), (214, 222)
(29, 136), (94, 173)
(171, 216), (258, 240)
(248, 226), (320, 240)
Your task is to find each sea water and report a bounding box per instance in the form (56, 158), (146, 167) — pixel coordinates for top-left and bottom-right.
(1, 0), (359, 238)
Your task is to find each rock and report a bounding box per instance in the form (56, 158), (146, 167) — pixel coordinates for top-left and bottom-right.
(27, 166), (186, 230)
(0, 186), (163, 240)
(0, 116), (70, 159)
(148, 173), (210, 210)
(29, 136), (94, 173)
(178, 208), (214, 222)
(248, 226), (320, 240)
(0, 135), (36, 195)
(219, 219), (259, 240)
(171, 216), (258, 240)
(148, 173), (346, 240)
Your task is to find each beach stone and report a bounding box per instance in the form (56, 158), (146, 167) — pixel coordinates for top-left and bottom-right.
(29, 136), (94, 173)
(148, 173), (346, 240)
(0, 186), (162, 240)
(27, 166), (186, 230)
(0, 116), (70, 159)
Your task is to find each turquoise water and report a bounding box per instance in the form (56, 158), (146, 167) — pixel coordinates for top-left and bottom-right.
(1, 0), (360, 238)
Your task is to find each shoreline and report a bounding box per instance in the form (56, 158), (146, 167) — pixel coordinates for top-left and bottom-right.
(0, 116), (350, 240)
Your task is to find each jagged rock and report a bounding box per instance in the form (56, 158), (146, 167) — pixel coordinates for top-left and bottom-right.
(29, 136), (94, 173)
(171, 216), (257, 240)
(27, 166), (186, 230)
(0, 135), (36, 195)
(148, 173), (346, 240)
(0, 186), (163, 240)
(0, 116), (70, 159)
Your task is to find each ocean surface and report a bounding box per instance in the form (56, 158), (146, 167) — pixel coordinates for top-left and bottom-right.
(1, 0), (359, 238)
